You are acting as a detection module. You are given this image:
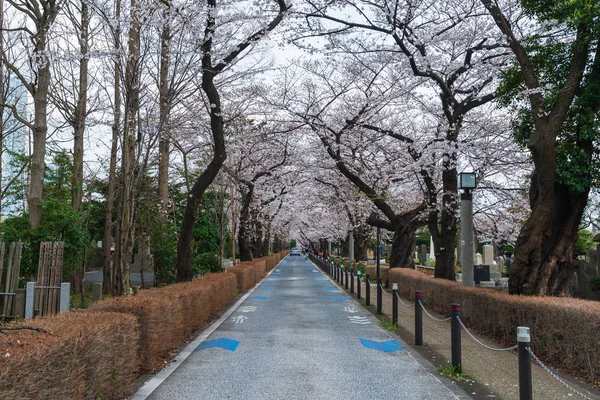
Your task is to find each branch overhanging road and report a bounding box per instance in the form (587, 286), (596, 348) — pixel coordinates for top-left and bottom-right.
(140, 256), (470, 400)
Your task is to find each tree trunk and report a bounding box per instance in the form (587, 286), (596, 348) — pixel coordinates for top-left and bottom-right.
(510, 170), (589, 295)
(115, 0), (140, 295)
(103, 0), (121, 295)
(72, 0), (89, 212)
(157, 2), (171, 214)
(432, 163), (458, 280)
(0, 0), (4, 222)
(175, 7), (227, 280)
(252, 216), (263, 259)
(237, 186), (253, 262)
(261, 221), (271, 257)
(389, 223), (418, 269)
(353, 225), (369, 262)
(28, 35), (50, 229)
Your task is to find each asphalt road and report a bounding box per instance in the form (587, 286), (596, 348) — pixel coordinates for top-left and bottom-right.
(140, 255), (469, 400)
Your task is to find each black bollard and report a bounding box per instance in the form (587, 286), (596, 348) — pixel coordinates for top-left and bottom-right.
(377, 277), (382, 314)
(518, 327), (532, 400)
(350, 269), (354, 294)
(365, 274), (371, 306)
(357, 271), (362, 300)
(415, 291), (423, 346)
(345, 268), (349, 289)
(451, 304), (461, 373)
(392, 283), (398, 326)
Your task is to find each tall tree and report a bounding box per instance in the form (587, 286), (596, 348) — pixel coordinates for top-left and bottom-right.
(4, 0), (61, 228)
(175, 0), (290, 281)
(482, 0), (600, 295)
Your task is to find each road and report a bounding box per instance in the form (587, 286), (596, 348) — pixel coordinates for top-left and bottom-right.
(134, 255), (469, 400)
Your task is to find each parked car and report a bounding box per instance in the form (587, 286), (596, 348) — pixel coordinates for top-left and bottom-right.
(290, 247), (301, 256)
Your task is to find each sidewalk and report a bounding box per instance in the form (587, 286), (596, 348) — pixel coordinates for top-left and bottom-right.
(326, 264), (599, 399)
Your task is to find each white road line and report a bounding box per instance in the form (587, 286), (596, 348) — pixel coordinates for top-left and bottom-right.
(131, 256), (288, 400)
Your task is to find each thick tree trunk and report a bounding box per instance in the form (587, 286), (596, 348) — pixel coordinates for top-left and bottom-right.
(389, 223), (418, 269)
(510, 171), (589, 295)
(72, 1), (89, 212)
(252, 217), (263, 259)
(261, 221), (271, 257)
(353, 225), (369, 262)
(432, 165), (458, 280)
(157, 3), (171, 214)
(103, 0), (121, 294)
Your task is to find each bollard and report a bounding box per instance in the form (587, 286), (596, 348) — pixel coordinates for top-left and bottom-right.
(415, 291), (423, 346)
(345, 268), (349, 289)
(518, 326), (532, 400)
(357, 271), (362, 299)
(365, 274), (371, 306)
(350, 269), (354, 294)
(451, 304), (461, 373)
(377, 277), (382, 314)
(392, 283), (398, 326)
(336, 265), (340, 283)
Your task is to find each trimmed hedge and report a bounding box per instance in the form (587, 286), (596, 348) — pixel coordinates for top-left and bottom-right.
(0, 251), (288, 399)
(0, 311), (139, 400)
(91, 273), (237, 373)
(388, 268), (600, 383)
(365, 265), (390, 284)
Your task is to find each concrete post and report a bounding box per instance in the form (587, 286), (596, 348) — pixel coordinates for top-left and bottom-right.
(460, 191), (475, 287)
(25, 282), (35, 319)
(518, 327), (532, 400)
(15, 289), (25, 319)
(60, 283), (70, 313)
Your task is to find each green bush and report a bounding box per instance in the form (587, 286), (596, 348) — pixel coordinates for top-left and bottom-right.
(193, 252), (221, 276)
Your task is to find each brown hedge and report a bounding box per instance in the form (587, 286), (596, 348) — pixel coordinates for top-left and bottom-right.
(365, 265), (390, 284)
(388, 268), (600, 383)
(0, 311), (139, 400)
(91, 272), (237, 373)
(228, 260), (267, 292)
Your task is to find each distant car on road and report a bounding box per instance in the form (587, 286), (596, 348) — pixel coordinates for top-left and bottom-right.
(290, 247), (301, 256)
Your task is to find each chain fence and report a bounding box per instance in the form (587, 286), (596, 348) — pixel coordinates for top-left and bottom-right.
(394, 291), (415, 308)
(456, 317), (518, 351)
(417, 300), (452, 322)
(378, 284), (393, 296)
(527, 348), (593, 400)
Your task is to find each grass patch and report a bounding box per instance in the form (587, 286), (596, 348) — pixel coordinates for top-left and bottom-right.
(378, 321), (397, 331)
(360, 300), (366, 307)
(437, 364), (472, 382)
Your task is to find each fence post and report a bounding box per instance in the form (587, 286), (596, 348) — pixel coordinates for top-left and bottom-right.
(392, 283), (398, 326)
(415, 291), (423, 346)
(518, 326), (532, 400)
(25, 281), (35, 319)
(357, 271), (362, 299)
(451, 304), (461, 372)
(345, 268), (349, 289)
(60, 283), (70, 313)
(365, 274), (371, 306)
(350, 269), (354, 294)
(377, 277), (382, 314)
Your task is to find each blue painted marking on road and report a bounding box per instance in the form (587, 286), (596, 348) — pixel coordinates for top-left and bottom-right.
(258, 286), (273, 290)
(196, 338), (240, 352)
(323, 287), (340, 291)
(359, 338), (403, 352)
(329, 296), (350, 301)
(248, 295), (267, 300)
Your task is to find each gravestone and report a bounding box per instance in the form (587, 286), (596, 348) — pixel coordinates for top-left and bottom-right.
(91, 282), (102, 303)
(429, 236), (436, 262)
(483, 245), (495, 267)
(475, 253), (483, 265)
(419, 244), (427, 266)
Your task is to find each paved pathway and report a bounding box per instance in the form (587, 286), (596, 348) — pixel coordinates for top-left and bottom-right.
(134, 256), (469, 400)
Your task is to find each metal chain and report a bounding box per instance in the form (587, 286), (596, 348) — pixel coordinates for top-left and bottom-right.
(379, 284), (393, 296)
(368, 280), (377, 288)
(418, 300), (451, 322)
(527, 348), (593, 400)
(457, 317), (518, 351)
(395, 291), (415, 308)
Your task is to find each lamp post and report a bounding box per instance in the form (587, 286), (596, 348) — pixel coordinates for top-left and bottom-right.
(459, 172), (477, 287)
(349, 223), (354, 266)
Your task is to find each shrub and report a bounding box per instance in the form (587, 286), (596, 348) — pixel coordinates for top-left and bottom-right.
(388, 268), (600, 384)
(91, 273), (236, 373)
(0, 311), (139, 400)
